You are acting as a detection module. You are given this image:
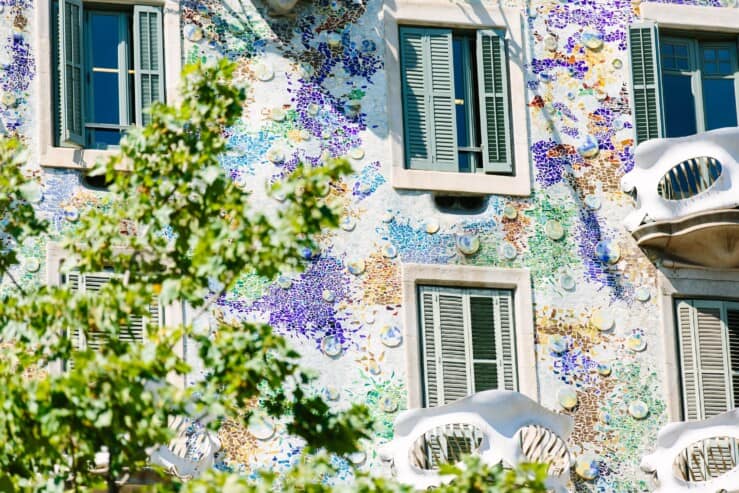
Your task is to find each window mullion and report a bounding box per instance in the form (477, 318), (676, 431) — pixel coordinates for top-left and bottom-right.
(118, 13), (130, 128)
(692, 39), (706, 133)
(84, 10), (92, 147)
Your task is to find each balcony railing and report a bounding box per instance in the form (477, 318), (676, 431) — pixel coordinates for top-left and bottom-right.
(379, 390), (574, 492)
(621, 127), (739, 268)
(641, 409), (739, 492)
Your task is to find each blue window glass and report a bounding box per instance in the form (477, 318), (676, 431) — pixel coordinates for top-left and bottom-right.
(92, 72), (120, 124)
(452, 33), (480, 173)
(90, 13), (119, 68)
(663, 74), (697, 138)
(85, 8), (132, 149)
(703, 78), (738, 130)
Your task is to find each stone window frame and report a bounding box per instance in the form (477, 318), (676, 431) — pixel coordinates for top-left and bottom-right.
(35, 0), (181, 170)
(383, 0), (532, 196)
(657, 266), (739, 421)
(401, 263), (537, 408)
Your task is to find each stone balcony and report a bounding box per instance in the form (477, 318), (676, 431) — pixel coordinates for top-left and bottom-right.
(621, 127), (739, 269)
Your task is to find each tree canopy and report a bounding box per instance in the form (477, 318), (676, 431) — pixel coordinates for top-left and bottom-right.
(0, 60), (547, 493)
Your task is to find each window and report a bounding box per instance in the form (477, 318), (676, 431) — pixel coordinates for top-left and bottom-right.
(61, 271), (162, 354)
(54, 0), (164, 150)
(418, 285), (517, 408)
(675, 299), (739, 421)
(629, 23), (739, 144)
(399, 27), (512, 175)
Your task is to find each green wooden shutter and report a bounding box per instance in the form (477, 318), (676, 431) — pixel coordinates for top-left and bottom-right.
(628, 22), (664, 144)
(58, 0), (84, 147)
(677, 300), (733, 420)
(470, 296), (498, 392)
(727, 304), (739, 409)
(133, 6), (165, 126)
(399, 27), (458, 172)
(476, 30), (513, 174)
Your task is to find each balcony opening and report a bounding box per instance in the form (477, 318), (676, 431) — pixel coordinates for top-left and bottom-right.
(657, 156), (722, 201)
(673, 436), (739, 483)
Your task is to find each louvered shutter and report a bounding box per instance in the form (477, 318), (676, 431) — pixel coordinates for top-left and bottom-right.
(497, 290), (517, 390)
(677, 300), (733, 420)
(420, 286), (517, 408)
(470, 296), (498, 392)
(726, 304), (739, 409)
(677, 300), (700, 420)
(628, 22), (664, 144)
(437, 291), (470, 404)
(58, 0), (84, 147)
(133, 6), (165, 126)
(476, 30), (513, 174)
(399, 28), (458, 172)
(63, 272), (155, 352)
(420, 289), (440, 407)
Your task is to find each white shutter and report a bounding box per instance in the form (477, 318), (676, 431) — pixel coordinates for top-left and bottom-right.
(419, 286), (517, 408)
(62, 271), (154, 352)
(677, 300), (733, 420)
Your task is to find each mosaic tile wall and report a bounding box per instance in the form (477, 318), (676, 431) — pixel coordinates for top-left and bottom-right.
(4, 0), (737, 490)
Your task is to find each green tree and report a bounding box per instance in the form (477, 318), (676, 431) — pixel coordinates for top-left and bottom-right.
(0, 60), (547, 493)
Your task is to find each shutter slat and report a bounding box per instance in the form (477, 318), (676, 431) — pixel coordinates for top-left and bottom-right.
(134, 6), (164, 126)
(628, 22), (664, 144)
(477, 30), (513, 173)
(399, 27), (458, 172)
(58, 0), (84, 147)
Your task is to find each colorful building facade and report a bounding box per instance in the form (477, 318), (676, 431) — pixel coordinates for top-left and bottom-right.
(6, 0), (739, 489)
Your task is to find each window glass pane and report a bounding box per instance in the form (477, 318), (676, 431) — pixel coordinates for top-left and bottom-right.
(90, 13), (120, 69)
(663, 73), (697, 138)
(91, 72), (120, 124)
(704, 62), (718, 74)
(703, 48), (716, 61)
(675, 44), (688, 58)
(662, 43), (674, 57)
(453, 38), (469, 147)
(89, 128), (124, 148)
(458, 152), (471, 173)
(719, 62), (732, 74)
(662, 56), (675, 71)
(718, 49), (730, 62)
(677, 58), (690, 71)
(703, 78), (738, 130)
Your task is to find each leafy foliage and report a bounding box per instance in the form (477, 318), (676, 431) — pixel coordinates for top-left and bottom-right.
(0, 60), (548, 492)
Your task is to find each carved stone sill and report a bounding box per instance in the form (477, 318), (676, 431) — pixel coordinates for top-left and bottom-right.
(633, 209), (739, 268)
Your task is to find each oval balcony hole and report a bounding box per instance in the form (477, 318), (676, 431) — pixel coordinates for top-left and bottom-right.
(657, 156), (722, 201)
(672, 435), (739, 482)
(434, 194), (487, 214)
(409, 423), (484, 470)
(516, 425), (571, 477)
